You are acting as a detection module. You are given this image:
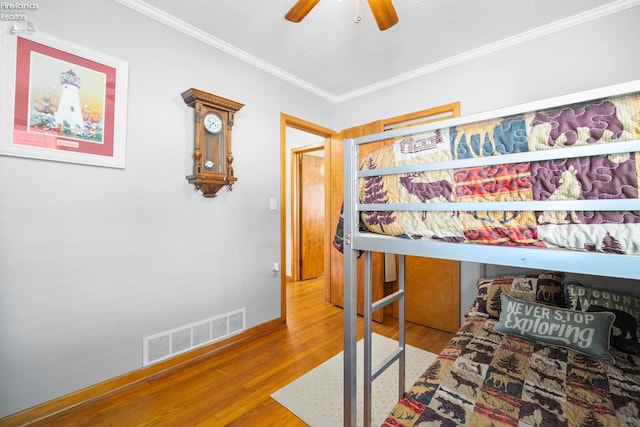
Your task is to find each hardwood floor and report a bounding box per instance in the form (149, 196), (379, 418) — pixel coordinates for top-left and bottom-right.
(6, 277), (453, 426)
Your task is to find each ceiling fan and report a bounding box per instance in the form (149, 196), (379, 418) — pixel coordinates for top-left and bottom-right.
(285, 0), (399, 31)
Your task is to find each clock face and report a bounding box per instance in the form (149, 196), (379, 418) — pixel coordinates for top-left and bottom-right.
(203, 113), (222, 134)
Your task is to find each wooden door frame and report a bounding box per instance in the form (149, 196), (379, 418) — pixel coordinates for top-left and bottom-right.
(280, 113), (335, 323)
(291, 144), (325, 282)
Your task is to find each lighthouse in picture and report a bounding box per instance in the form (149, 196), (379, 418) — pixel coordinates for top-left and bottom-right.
(55, 69), (84, 130)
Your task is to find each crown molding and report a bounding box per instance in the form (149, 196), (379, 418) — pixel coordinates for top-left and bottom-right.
(336, 0), (640, 102)
(117, 0), (639, 104)
(115, 0), (337, 101)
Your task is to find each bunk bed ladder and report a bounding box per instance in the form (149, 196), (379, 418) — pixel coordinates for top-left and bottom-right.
(363, 252), (406, 427)
(343, 136), (407, 426)
(343, 137), (358, 427)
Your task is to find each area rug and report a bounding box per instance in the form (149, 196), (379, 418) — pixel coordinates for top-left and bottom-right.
(271, 333), (436, 426)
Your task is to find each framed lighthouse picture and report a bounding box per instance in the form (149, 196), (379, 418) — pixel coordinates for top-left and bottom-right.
(0, 30), (128, 168)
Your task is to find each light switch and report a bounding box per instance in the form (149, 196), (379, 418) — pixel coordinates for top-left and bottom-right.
(269, 197), (277, 210)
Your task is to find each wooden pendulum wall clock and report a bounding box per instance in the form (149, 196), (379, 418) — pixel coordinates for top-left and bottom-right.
(181, 88), (244, 198)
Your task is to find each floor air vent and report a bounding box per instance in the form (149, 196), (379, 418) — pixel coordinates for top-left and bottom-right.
(143, 308), (246, 367)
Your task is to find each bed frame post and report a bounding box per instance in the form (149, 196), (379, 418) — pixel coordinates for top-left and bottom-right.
(398, 254), (406, 400)
(343, 137), (358, 427)
(363, 251), (373, 427)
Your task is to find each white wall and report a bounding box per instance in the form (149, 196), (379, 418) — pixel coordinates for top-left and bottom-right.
(0, 0), (334, 417)
(335, 5), (640, 320)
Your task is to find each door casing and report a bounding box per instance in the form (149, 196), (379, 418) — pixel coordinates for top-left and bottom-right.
(280, 113), (335, 322)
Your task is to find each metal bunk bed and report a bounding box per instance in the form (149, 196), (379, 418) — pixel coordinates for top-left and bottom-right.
(342, 80), (640, 426)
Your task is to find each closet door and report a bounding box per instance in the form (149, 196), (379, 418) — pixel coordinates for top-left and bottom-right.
(403, 256), (460, 333)
(327, 103), (462, 327)
(328, 121), (386, 322)
(384, 104), (462, 333)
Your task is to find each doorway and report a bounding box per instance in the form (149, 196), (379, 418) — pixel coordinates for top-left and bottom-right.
(279, 114), (335, 322)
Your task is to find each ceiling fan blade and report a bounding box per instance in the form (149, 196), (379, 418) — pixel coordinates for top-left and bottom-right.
(285, 0), (321, 23)
(367, 0), (398, 31)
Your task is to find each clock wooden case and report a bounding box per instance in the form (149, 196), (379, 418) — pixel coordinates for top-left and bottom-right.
(181, 88), (244, 198)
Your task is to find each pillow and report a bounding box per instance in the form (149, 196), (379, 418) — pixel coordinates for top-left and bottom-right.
(466, 271), (565, 319)
(565, 282), (640, 354)
(495, 294), (616, 363)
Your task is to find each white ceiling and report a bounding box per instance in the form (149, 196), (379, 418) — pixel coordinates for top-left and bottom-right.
(117, 0), (637, 102)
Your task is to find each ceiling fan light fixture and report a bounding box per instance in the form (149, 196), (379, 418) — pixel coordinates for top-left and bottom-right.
(285, 0), (398, 30)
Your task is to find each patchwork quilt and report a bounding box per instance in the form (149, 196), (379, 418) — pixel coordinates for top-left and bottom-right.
(359, 93), (640, 255)
(382, 316), (640, 427)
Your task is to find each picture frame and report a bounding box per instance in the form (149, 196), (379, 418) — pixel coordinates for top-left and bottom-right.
(0, 30), (128, 168)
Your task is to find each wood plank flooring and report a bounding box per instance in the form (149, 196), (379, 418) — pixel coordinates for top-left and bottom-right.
(9, 277), (454, 426)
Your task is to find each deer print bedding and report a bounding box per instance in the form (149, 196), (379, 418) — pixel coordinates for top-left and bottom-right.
(382, 316), (640, 427)
(358, 92), (640, 255)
